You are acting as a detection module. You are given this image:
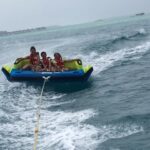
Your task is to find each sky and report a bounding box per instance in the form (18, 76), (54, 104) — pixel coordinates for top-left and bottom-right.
(0, 0), (149, 31)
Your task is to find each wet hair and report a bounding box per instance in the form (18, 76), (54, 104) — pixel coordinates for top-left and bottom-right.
(54, 52), (62, 60)
(41, 51), (47, 57)
(30, 46), (36, 52)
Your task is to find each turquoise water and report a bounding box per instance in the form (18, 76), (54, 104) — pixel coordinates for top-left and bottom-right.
(0, 14), (150, 150)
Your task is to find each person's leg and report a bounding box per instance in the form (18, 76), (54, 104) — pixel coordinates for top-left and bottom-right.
(33, 65), (41, 72)
(22, 64), (32, 70)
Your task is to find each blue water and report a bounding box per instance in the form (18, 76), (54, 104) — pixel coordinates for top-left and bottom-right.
(0, 14), (150, 150)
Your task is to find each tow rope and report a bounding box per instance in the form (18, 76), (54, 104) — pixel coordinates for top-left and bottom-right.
(33, 76), (50, 150)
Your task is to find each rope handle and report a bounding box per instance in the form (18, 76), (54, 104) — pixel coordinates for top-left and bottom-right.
(43, 76), (50, 81)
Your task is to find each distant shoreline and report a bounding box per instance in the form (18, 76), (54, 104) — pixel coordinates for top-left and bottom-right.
(0, 27), (47, 36)
(0, 12), (148, 37)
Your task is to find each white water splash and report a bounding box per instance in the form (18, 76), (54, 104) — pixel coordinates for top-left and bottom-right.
(0, 99), (144, 150)
(37, 110), (143, 150)
(48, 94), (66, 100)
(0, 77), (145, 150)
(78, 42), (150, 75)
(137, 28), (146, 35)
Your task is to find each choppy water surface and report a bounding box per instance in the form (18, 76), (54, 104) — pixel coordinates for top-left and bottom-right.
(0, 15), (150, 150)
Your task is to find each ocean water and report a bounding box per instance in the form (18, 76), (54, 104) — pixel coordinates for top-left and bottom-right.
(0, 14), (150, 150)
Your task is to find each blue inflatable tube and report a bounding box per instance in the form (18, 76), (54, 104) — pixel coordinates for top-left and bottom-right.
(2, 67), (93, 82)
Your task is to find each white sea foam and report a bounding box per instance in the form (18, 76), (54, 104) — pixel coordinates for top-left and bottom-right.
(0, 81), (144, 150)
(37, 110), (143, 150)
(38, 109), (98, 150)
(45, 99), (76, 107)
(0, 105), (143, 150)
(78, 42), (150, 75)
(48, 94), (66, 100)
(110, 148), (120, 150)
(0, 83), (5, 92)
(97, 124), (143, 144)
(137, 28), (146, 35)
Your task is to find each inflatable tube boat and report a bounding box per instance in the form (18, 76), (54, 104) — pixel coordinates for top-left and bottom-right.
(1, 59), (93, 82)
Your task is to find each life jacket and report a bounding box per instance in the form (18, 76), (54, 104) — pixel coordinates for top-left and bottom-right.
(42, 57), (49, 68)
(30, 53), (39, 65)
(56, 59), (64, 68)
(54, 53), (64, 68)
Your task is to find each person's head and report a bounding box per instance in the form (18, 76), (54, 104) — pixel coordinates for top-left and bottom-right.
(41, 51), (47, 58)
(54, 52), (62, 60)
(30, 46), (36, 54)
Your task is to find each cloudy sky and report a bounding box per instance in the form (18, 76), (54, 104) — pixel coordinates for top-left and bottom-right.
(0, 0), (149, 31)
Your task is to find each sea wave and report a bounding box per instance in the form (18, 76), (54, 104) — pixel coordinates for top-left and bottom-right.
(110, 28), (146, 44)
(78, 42), (150, 75)
(81, 28), (147, 54)
(0, 99), (143, 150)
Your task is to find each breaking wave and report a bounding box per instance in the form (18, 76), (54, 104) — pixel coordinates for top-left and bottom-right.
(78, 42), (150, 75)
